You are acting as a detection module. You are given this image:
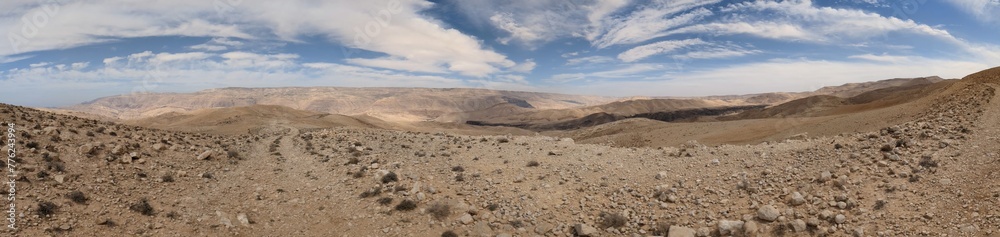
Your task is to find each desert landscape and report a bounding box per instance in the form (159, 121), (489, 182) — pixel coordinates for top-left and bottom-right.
(4, 1), (1000, 236)
(1, 67), (999, 237)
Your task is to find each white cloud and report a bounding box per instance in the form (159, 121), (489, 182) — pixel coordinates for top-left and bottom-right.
(619, 39), (759, 62)
(566, 55), (615, 65)
(618, 39), (707, 62)
(551, 63), (666, 82)
(944, 0), (1000, 24)
(673, 45), (759, 60)
(0, 0), (519, 77)
(29, 62), (50, 68)
(490, 13), (544, 45)
(510, 59), (536, 73)
(672, 0), (955, 44)
(592, 0), (719, 48)
(848, 54), (911, 63)
(71, 62), (89, 70)
(189, 44), (227, 51)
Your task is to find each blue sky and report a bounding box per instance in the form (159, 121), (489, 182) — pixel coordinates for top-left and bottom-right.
(1, 0), (999, 107)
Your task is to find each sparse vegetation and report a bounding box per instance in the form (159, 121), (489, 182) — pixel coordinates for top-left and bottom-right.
(454, 173), (465, 182)
(599, 211), (627, 228)
(486, 203), (499, 211)
(427, 202), (451, 220)
(395, 199), (417, 211)
(346, 157), (360, 165)
(381, 171), (399, 183)
(66, 191), (88, 204)
(451, 166), (464, 172)
(527, 161), (540, 167)
(130, 199), (155, 216)
(161, 174), (175, 182)
(377, 197), (393, 206)
(509, 220), (525, 228)
(652, 221), (671, 236)
(37, 201), (58, 216)
(441, 230), (459, 237)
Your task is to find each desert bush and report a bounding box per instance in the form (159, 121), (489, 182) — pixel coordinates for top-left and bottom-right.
(161, 174), (175, 182)
(599, 211), (627, 228)
(66, 191), (88, 204)
(527, 161), (540, 167)
(381, 171), (399, 183)
(346, 157), (360, 165)
(451, 166), (464, 172)
(395, 199), (417, 211)
(37, 201), (58, 216)
(427, 202), (451, 220)
(377, 197), (393, 206)
(441, 230), (459, 237)
(486, 203), (499, 211)
(130, 199), (155, 216)
(652, 221), (671, 236)
(454, 174), (465, 182)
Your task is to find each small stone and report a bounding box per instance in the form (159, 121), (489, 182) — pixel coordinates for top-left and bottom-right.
(835, 214), (846, 224)
(819, 171), (832, 182)
(710, 159), (720, 165)
(852, 227), (864, 237)
(696, 227), (711, 237)
(718, 220), (744, 235)
(667, 226), (696, 237)
(458, 213), (474, 225)
(54, 175), (66, 184)
(791, 219), (807, 232)
(790, 192), (805, 206)
(152, 143), (166, 151)
(757, 205), (780, 222)
(237, 213), (250, 226)
(743, 221), (759, 235)
(960, 224), (979, 233)
(940, 179), (952, 185)
(197, 150), (213, 160)
(575, 224), (598, 237)
(819, 210), (834, 220)
(656, 171), (668, 180)
(217, 211), (233, 228)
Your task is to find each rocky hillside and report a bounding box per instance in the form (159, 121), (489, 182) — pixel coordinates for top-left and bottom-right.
(67, 87), (617, 122)
(1, 69), (995, 236)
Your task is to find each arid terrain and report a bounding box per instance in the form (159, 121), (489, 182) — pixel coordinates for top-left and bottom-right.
(2, 68), (999, 237)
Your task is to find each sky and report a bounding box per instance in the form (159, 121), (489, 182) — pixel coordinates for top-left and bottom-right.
(1, 0), (999, 107)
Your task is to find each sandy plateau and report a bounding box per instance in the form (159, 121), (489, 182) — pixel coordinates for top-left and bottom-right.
(1, 68), (999, 237)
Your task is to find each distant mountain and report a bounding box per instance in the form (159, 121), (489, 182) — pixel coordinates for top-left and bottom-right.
(68, 87), (616, 121)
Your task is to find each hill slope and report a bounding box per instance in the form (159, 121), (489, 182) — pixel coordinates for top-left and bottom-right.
(69, 87), (617, 121)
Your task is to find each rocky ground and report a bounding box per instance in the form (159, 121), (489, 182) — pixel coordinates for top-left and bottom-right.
(1, 68), (999, 237)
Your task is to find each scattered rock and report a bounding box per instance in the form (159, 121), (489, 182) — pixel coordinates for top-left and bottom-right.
(819, 171), (832, 183)
(667, 226), (696, 237)
(575, 224), (598, 237)
(790, 192), (805, 206)
(237, 213), (250, 226)
(217, 211), (234, 228)
(656, 171), (668, 180)
(835, 214), (847, 224)
(791, 219), (807, 232)
(718, 220), (744, 235)
(197, 150), (213, 160)
(458, 213), (474, 225)
(757, 205), (780, 222)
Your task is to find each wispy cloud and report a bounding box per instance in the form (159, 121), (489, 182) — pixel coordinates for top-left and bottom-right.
(944, 0), (1000, 24)
(0, 0), (523, 77)
(591, 0), (720, 48)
